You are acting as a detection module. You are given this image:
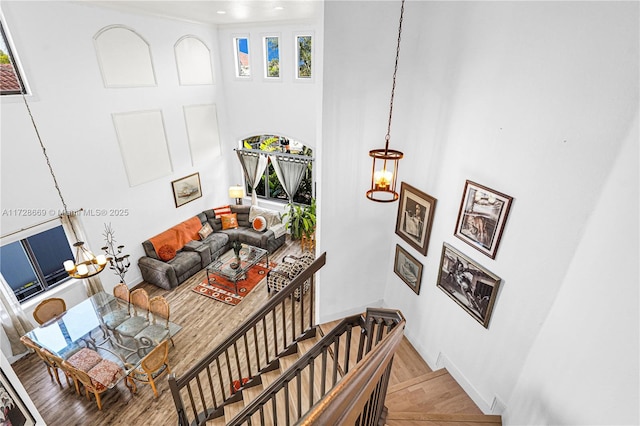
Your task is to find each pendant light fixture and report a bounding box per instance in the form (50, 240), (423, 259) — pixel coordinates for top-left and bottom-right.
(21, 94), (106, 278)
(366, 0), (406, 203)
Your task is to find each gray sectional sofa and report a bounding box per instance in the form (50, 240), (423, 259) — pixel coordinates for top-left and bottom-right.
(138, 205), (286, 290)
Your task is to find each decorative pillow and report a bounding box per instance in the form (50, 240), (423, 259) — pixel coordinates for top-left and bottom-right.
(249, 205), (282, 228)
(252, 215), (267, 232)
(157, 244), (176, 261)
(198, 223), (213, 240)
(213, 204), (232, 218)
(221, 213), (239, 230)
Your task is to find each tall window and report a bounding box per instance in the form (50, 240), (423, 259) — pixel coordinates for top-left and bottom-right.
(264, 36), (280, 79)
(0, 21), (26, 95)
(0, 226), (73, 302)
(242, 135), (313, 205)
(234, 36), (250, 77)
(296, 35), (312, 79)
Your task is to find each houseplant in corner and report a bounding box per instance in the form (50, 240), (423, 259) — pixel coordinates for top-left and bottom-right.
(283, 198), (316, 240)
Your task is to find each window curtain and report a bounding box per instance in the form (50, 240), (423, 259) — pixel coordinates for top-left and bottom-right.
(0, 273), (34, 356)
(269, 154), (311, 203)
(60, 214), (105, 296)
(236, 150), (268, 205)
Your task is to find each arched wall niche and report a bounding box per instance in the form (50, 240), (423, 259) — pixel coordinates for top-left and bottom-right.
(94, 25), (157, 87)
(175, 35), (214, 85)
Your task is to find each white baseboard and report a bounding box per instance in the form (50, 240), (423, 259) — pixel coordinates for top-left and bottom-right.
(435, 351), (497, 414)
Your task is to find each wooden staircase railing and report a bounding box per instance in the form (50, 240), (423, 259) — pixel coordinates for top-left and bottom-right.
(227, 308), (406, 425)
(168, 252), (327, 426)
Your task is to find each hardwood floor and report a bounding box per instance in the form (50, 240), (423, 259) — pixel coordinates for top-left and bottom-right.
(12, 237), (305, 426)
(11, 236), (488, 425)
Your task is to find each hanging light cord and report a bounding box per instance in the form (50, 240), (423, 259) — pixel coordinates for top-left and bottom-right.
(385, 0), (405, 152)
(21, 94), (79, 241)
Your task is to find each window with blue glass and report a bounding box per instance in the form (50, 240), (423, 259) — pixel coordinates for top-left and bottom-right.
(1, 226), (73, 302)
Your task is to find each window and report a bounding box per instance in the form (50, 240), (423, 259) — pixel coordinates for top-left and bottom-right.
(242, 135), (313, 205)
(234, 36), (250, 77)
(264, 36), (280, 79)
(0, 226), (74, 302)
(0, 21), (26, 95)
(296, 35), (312, 79)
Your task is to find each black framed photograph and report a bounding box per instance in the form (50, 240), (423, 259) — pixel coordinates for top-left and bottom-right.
(171, 172), (202, 207)
(0, 368), (35, 426)
(395, 182), (437, 256)
(454, 180), (513, 259)
(436, 243), (501, 328)
(394, 245), (423, 295)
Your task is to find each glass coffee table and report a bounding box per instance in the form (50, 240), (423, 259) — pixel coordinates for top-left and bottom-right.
(206, 243), (268, 295)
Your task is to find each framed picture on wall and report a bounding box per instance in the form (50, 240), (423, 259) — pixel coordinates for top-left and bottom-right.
(171, 172), (202, 207)
(394, 245), (423, 295)
(454, 180), (513, 259)
(395, 182), (437, 256)
(0, 368), (36, 426)
(436, 243), (501, 328)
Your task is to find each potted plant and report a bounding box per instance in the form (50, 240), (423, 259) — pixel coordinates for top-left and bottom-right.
(282, 198), (316, 240)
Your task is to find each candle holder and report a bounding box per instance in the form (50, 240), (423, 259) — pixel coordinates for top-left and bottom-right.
(101, 224), (131, 284)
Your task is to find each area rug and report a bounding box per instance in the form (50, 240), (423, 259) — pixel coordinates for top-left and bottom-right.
(192, 263), (271, 306)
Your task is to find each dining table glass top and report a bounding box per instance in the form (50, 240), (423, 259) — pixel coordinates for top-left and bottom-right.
(25, 291), (181, 384)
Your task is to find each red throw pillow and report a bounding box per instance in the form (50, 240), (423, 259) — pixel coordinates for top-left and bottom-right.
(221, 213), (239, 230)
(157, 244), (176, 261)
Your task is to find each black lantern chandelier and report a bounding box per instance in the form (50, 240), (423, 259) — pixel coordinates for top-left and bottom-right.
(366, 0), (406, 203)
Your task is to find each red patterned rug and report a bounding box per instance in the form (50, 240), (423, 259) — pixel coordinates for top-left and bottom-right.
(193, 263), (271, 306)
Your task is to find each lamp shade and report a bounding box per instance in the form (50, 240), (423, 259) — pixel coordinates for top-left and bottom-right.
(228, 185), (245, 199)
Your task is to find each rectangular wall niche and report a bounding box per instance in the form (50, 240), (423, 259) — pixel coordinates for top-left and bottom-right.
(183, 104), (221, 165)
(112, 110), (173, 186)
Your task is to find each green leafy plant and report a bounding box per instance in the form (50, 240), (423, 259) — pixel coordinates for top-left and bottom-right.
(282, 198), (316, 240)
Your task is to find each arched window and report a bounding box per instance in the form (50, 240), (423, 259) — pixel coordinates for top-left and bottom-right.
(239, 135), (313, 205)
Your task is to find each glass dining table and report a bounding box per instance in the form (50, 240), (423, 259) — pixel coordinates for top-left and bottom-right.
(24, 291), (181, 387)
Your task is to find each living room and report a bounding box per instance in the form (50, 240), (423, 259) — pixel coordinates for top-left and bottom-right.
(0, 1), (638, 425)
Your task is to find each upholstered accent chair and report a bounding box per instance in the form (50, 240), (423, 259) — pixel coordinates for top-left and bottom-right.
(266, 252), (315, 298)
(33, 297), (66, 324)
(126, 340), (171, 398)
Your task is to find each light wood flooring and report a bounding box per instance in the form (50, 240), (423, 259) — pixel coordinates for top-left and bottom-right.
(11, 236), (490, 425)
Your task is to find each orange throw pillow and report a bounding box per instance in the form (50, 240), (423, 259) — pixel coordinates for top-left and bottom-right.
(252, 215), (267, 232)
(221, 213), (238, 230)
(157, 244), (176, 261)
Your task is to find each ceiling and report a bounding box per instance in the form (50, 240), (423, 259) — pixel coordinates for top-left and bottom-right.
(81, 0), (323, 26)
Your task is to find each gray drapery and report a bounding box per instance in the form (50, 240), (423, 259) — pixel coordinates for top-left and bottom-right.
(236, 150), (269, 205)
(269, 154), (312, 203)
(60, 214), (105, 296)
(0, 273), (34, 356)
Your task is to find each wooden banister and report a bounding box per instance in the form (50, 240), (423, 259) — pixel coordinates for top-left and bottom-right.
(169, 252), (326, 426)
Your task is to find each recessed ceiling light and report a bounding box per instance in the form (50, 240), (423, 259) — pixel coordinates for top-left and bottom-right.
(274, 6), (284, 11)
(217, 10), (226, 15)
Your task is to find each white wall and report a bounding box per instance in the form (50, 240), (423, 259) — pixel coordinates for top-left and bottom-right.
(0, 0), (225, 355)
(321, 0), (638, 422)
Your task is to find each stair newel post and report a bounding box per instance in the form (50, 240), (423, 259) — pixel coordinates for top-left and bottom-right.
(167, 373), (189, 426)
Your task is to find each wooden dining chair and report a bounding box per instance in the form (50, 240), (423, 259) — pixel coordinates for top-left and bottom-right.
(102, 283), (131, 330)
(114, 288), (150, 339)
(33, 297), (66, 324)
(19, 335), (70, 388)
(126, 340), (170, 398)
(134, 296), (174, 346)
(62, 357), (124, 410)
